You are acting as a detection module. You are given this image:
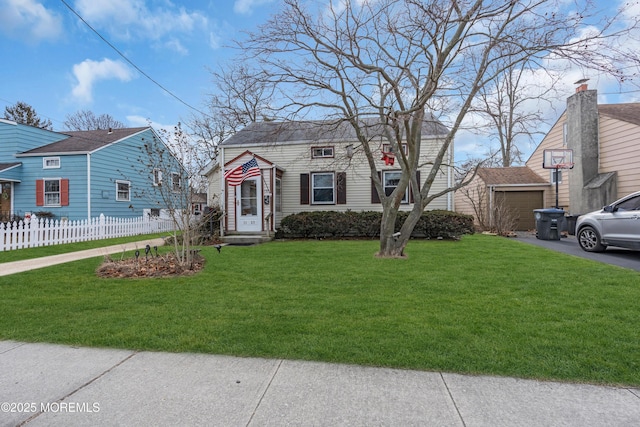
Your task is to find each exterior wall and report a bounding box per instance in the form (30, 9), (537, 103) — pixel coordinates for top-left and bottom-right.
(90, 129), (184, 219)
(0, 120), (65, 159)
(454, 174), (488, 227)
(12, 154), (88, 220)
(525, 113), (572, 212)
(598, 115), (640, 199)
(216, 136), (452, 232)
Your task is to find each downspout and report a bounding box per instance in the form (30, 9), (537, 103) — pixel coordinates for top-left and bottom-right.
(87, 153), (91, 221)
(219, 147), (225, 237)
(488, 185), (494, 228)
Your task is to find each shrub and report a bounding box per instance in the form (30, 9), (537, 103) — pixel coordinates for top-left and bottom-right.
(278, 210), (474, 239)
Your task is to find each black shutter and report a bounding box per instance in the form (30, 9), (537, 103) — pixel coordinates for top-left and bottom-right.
(371, 172), (381, 204)
(300, 173), (310, 205)
(336, 172), (346, 204)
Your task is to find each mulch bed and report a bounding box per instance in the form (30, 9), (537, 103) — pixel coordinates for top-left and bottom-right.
(96, 252), (205, 278)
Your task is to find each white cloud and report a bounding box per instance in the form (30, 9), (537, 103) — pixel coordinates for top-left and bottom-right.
(234, 0), (275, 15)
(74, 0), (208, 42)
(71, 58), (135, 103)
(0, 0), (63, 42)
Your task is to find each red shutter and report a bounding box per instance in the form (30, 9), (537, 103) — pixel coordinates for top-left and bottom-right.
(36, 180), (44, 206)
(300, 174), (310, 205)
(60, 179), (69, 206)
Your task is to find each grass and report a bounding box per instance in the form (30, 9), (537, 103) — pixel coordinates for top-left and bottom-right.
(1, 234), (639, 386)
(0, 232), (168, 263)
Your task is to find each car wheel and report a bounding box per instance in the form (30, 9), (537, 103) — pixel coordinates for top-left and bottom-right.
(577, 226), (606, 252)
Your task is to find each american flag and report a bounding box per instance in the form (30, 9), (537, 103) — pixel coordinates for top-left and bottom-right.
(224, 157), (260, 186)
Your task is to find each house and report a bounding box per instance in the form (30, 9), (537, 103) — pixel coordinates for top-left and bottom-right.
(0, 120), (186, 222)
(455, 84), (640, 230)
(202, 117), (453, 236)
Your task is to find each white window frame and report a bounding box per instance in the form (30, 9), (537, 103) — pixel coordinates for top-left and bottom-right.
(383, 170), (409, 203)
(43, 157), (60, 169)
(44, 178), (61, 206)
(311, 172), (335, 204)
(116, 180), (131, 201)
(550, 169), (563, 185)
(171, 172), (181, 192)
(153, 169), (163, 186)
(311, 146), (334, 158)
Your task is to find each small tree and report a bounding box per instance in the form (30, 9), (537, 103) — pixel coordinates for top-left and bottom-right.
(136, 124), (198, 269)
(64, 110), (125, 131)
(4, 101), (52, 130)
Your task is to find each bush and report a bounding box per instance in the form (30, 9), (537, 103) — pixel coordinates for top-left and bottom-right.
(278, 210), (474, 239)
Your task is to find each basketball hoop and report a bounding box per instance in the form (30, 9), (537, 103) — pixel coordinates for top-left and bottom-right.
(554, 162), (574, 170)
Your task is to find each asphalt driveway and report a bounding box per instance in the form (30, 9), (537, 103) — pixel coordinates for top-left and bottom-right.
(517, 232), (640, 272)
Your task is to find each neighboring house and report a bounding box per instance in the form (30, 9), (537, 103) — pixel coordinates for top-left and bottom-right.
(191, 192), (207, 215)
(455, 84), (640, 230)
(202, 117), (453, 236)
(0, 119), (185, 221)
(455, 167), (549, 231)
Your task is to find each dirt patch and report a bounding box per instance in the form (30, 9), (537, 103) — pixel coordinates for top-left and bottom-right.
(96, 252), (205, 278)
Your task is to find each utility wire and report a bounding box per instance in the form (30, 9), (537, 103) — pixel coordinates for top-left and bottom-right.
(59, 0), (210, 120)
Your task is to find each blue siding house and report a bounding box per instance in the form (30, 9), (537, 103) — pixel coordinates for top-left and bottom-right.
(0, 119), (186, 221)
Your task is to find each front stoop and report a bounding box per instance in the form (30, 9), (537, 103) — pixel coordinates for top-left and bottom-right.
(221, 234), (274, 245)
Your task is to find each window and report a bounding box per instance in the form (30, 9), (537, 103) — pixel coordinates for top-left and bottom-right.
(153, 169), (162, 186)
(311, 172), (335, 204)
(43, 157), (60, 169)
(116, 180), (130, 201)
(382, 144), (408, 155)
(383, 171), (408, 203)
(311, 146), (334, 158)
(44, 179), (61, 206)
(172, 173), (181, 192)
(550, 169), (562, 184)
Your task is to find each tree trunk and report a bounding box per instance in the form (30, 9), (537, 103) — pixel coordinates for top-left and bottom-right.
(377, 204), (423, 258)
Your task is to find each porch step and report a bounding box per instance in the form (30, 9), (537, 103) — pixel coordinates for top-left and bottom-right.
(221, 234), (273, 245)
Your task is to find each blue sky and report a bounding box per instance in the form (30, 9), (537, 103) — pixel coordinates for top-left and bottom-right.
(1, 0), (639, 163)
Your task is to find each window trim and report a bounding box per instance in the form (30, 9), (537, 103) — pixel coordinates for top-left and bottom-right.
(550, 169), (563, 185)
(311, 146), (334, 159)
(116, 180), (131, 202)
(153, 168), (163, 186)
(43, 178), (61, 206)
(311, 172), (335, 205)
(382, 144), (408, 155)
(383, 170), (409, 203)
(171, 172), (181, 192)
(43, 157), (60, 169)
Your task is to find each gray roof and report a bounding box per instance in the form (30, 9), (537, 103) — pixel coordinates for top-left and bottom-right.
(220, 116), (449, 146)
(598, 103), (640, 127)
(0, 162), (21, 172)
(477, 167), (548, 185)
(18, 127), (148, 155)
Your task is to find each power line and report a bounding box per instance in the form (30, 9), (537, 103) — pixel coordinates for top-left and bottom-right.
(59, 0), (210, 121)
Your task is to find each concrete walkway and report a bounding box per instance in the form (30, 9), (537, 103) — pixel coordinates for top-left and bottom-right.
(0, 238), (166, 277)
(1, 340), (639, 427)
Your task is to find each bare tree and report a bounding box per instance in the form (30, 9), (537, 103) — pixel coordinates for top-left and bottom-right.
(3, 101), (52, 130)
(64, 110), (125, 131)
(238, 0), (640, 257)
(190, 64), (275, 166)
(474, 58), (561, 166)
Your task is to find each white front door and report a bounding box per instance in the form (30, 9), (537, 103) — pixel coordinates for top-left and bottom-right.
(236, 178), (262, 232)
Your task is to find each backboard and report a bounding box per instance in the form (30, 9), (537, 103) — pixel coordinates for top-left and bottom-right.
(543, 149), (574, 169)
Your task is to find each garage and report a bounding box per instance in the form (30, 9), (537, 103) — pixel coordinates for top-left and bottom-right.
(495, 190), (544, 231)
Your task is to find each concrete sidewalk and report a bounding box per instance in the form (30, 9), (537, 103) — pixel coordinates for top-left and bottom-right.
(1, 341), (639, 426)
(0, 238), (167, 277)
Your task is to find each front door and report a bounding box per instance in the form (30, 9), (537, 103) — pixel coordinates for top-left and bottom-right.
(236, 178), (262, 232)
(0, 183), (11, 221)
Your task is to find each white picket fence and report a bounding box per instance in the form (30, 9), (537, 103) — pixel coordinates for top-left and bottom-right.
(0, 214), (176, 251)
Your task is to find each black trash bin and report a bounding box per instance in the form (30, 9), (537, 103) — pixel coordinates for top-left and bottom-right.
(565, 215), (579, 236)
(533, 208), (565, 240)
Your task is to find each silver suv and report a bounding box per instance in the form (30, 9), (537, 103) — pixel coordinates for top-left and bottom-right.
(576, 191), (640, 252)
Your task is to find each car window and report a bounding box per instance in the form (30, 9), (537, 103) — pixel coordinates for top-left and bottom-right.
(615, 195), (640, 211)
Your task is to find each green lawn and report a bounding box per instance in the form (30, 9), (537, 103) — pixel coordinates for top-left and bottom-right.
(1, 234), (639, 386)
